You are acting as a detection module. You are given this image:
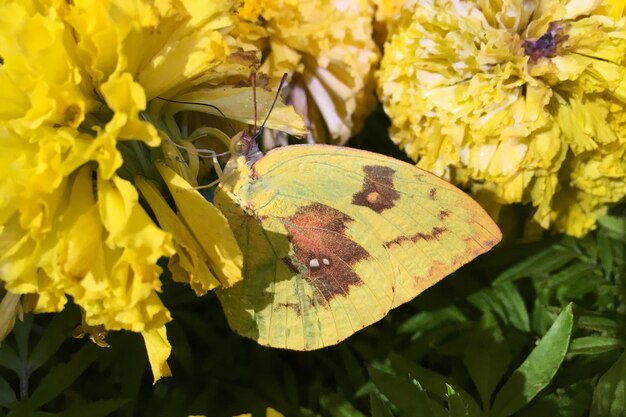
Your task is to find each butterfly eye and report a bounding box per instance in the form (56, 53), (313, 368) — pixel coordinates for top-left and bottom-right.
(233, 138), (250, 155)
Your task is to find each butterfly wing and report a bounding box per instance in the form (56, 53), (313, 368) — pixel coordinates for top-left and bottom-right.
(214, 145), (501, 350)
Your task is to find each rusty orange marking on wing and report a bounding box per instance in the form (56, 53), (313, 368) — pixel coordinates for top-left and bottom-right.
(281, 203), (368, 302)
(384, 226), (447, 248)
(352, 166), (400, 213)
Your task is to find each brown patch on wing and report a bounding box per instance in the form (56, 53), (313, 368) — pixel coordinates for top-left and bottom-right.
(275, 302), (302, 316)
(282, 203), (369, 303)
(384, 226), (447, 248)
(438, 209), (451, 220)
(429, 188), (437, 200)
(352, 165), (400, 213)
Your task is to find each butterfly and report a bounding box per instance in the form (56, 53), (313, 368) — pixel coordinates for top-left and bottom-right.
(212, 129), (502, 350)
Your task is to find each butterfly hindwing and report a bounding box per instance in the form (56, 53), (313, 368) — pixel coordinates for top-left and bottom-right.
(215, 145), (501, 350)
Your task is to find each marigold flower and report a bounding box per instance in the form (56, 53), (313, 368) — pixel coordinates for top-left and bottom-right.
(0, 0), (303, 382)
(234, 0), (380, 145)
(378, 0), (626, 236)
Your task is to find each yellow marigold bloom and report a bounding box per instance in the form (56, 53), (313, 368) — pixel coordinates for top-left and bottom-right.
(230, 407), (286, 417)
(0, 0), (270, 381)
(235, 0), (380, 145)
(378, 0), (626, 236)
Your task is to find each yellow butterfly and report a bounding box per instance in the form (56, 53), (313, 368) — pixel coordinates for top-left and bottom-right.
(213, 130), (502, 350)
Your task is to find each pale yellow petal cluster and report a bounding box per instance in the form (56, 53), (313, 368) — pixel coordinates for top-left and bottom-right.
(235, 0), (380, 145)
(0, 0), (248, 380)
(378, 0), (626, 236)
(137, 85), (305, 298)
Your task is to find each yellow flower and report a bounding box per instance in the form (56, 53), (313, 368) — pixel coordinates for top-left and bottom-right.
(234, 0), (380, 145)
(378, 0), (626, 236)
(0, 0), (276, 381)
(230, 407), (286, 417)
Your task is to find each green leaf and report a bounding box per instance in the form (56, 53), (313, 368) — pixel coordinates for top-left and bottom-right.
(320, 393), (367, 417)
(446, 385), (470, 417)
(490, 304), (574, 417)
(597, 230), (614, 277)
(26, 343), (102, 409)
(29, 308), (79, 372)
(398, 306), (467, 335)
(494, 244), (577, 283)
(597, 216), (626, 242)
(492, 282), (530, 332)
(517, 381), (593, 417)
(0, 375), (16, 406)
(388, 355), (482, 417)
(12, 316), (33, 362)
(370, 394), (394, 417)
(467, 282), (529, 332)
(530, 293), (553, 335)
(569, 336), (624, 355)
(464, 312), (511, 411)
(549, 263), (598, 287)
(7, 404), (56, 417)
(340, 345), (367, 391)
(552, 264), (602, 302)
(57, 399), (128, 417)
(577, 315), (622, 334)
(369, 367), (447, 417)
(590, 350), (626, 417)
(0, 344), (21, 373)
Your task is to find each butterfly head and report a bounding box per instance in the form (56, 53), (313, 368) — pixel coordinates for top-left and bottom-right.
(222, 130), (264, 180)
(229, 130), (263, 165)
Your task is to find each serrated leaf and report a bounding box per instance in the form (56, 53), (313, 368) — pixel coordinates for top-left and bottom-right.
(494, 244), (577, 283)
(590, 350), (626, 417)
(320, 393), (367, 417)
(464, 312), (511, 411)
(569, 336), (624, 355)
(0, 375), (16, 406)
(26, 343), (102, 409)
(388, 355), (482, 417)
(370, 394), (394, 417)
(446, 385), (469, 417)
(369, 367), (447, 417)
(490, 304), (574, 417)
(57, 399), (128, 417)
(493, 282), (530, 332)
(467, 282), (529, 332)
(29, 308), (79, 372)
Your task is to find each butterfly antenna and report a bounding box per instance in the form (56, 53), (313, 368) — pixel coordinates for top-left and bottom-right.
(252, 73), (288, 142)
(252, 71), (258, 137)
(155, 96), (238, 135)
